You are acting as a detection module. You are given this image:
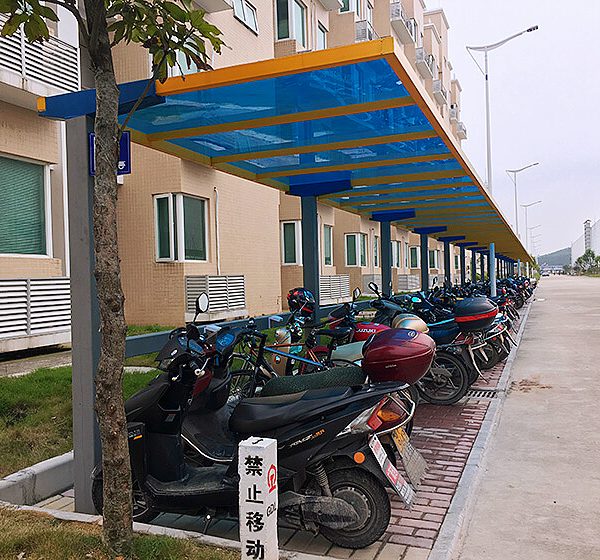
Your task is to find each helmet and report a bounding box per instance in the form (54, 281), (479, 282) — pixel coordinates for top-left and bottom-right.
(287, 287), (316, 317)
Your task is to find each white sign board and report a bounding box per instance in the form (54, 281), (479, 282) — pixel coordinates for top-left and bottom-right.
(239, 437), (278, 560)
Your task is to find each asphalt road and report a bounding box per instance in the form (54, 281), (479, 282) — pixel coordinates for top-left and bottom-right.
(457, 275), (600, 560)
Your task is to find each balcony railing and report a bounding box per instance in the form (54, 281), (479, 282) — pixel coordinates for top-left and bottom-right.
(449, 105), (459, 122)
(432, 80), (448, 105)
(356, 20), (378, 43)
(0, 13), (79, 93)
(390, 3), (418, 44)
(415, 47), (436, 79)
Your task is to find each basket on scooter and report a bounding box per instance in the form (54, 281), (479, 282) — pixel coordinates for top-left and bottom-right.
(454, 298), (498, 332)
(362, 328), (436, 385)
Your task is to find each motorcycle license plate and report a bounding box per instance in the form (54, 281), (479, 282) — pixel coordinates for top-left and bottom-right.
(368, 434), (415, 507)
(392, 428), (428, 488)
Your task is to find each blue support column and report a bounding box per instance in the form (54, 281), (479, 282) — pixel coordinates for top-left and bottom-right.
(480, 252), (485, 280)
(300, 195), (320, 312)
(380, 221), (392, 295)
(459, 246), (466, 285)
(489, 242), (497, 296)
(443, 240), (451, 286)
(471, 249), (477, 282)
(414, 227), (446, 291)
(371, 210), (415, 297)
(420, 234), (429, 290)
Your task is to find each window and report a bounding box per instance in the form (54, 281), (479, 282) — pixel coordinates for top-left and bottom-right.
(154, 194), (207, 262)
(428, 249), (438, 269)
(455, 254), (459, 269)
(323, 224), (333, 266)
(365, 0), (373, 24)
(0, 156), (49, 256)
(345, 233), (367, 267)
(276, 0), (289, 39)
(404, 241), (409, 269)
(282, 221), (302, 265)
(233, 0), (258, 33)
(292, 0), (306, 48)
(373, 235), (379, 267)
(395, 241), (401, 268)
(317, 23), (327, 50)
(340, 0), (350, 12)
(409, 246), (420, 268)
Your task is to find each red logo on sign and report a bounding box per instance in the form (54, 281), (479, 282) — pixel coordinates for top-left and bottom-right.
(267, 464), (277, 493)
(385, 464), (399, 485)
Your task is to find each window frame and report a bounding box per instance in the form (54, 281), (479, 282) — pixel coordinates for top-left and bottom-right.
(281, 220), (302, 265)
(0, 154), (52, 259)
(291, 0), (307, 48)
(154, 193), (208, 263)
(373, 235), (379, 267)
(316, 22), (327, 50)
(345, 233), (367, 267)
(233, 0), (259, 34)
(323, 224), (333, 266)
(409, 246), (420, 269)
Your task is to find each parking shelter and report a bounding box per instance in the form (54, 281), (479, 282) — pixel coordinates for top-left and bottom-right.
(37, 37), (532, 511)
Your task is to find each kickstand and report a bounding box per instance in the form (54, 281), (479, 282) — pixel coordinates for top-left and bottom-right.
(201, 514), (213, 534)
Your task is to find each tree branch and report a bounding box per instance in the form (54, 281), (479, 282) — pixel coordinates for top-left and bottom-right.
(43, 0), (90, 44)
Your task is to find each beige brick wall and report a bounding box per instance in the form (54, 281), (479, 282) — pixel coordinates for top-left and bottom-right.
(0, 256), (63, 278)
(0, 101), (59, 164)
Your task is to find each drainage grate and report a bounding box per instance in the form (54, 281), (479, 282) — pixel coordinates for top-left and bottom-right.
(466, 388), (498, 399)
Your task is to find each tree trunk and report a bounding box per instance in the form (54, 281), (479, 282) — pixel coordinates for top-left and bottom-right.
(83, 0), (133, 554)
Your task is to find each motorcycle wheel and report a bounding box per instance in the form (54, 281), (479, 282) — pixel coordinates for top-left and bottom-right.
(417, 352), (469, 405)
(475, 343), (500, 370)
(229, 368), (272, 398)
(92, 475), (158, 524)
(320, 468), (390, 549)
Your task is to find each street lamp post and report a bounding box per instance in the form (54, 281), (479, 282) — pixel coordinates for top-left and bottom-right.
(467, 26), (539, 195)
(523, 213), (542, 252)
(506, 162), (539, 238)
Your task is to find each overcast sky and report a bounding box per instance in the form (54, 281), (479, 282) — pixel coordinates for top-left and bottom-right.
(432, 0), (600, 255)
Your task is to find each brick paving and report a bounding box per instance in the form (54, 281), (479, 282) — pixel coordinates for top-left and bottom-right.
(36, 313), (524, 560)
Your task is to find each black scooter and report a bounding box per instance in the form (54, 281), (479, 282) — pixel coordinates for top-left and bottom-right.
(92, 294), (412, 549)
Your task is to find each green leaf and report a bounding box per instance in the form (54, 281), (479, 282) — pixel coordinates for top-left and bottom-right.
(23, 14), (49, 42)
(161, 1), (187, 22)
(1, 12), (27, 36)
(0, 0), (18, 13)
(38, 5), (59, 22)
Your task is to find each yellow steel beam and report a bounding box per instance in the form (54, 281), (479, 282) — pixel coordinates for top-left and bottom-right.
(257, 152), (452, 179)
(321, 181), (476, 199)
(147, 96), (415, 141)
(157, 37), (397, 96)
(211, 129), (438, 164)
(343, 191), (478, 207)
(351, 168), (467, 187)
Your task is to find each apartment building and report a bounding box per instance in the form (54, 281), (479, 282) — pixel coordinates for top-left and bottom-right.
(0, 10), (79, 351)
(113, 0), (470, 323)
(0, 0), (470, 341)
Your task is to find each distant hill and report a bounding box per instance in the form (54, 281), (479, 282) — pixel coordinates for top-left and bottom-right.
(538, 247), (571, 266)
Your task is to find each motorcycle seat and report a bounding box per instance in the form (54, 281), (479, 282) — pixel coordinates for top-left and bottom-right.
(426, 321), (460, 346)
(315, 327), (353, 340)
(230, 385), (356, 434)
(259, 366), (366, 398)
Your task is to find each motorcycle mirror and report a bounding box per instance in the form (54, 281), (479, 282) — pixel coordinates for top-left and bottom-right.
(368, 281), (380, 295)
(195, 292), (209, 315)
(432, 276), (438, 286)
(352, 287), (362, 301)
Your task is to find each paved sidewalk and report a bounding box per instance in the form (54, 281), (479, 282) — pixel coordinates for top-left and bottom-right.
(457, 276), (600, 560)
(0, 347), (71, 377)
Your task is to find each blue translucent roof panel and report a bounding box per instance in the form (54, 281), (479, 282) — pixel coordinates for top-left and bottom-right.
(120, 59), (409, 136)
(352, 195), (486, 210)
(337, 185), (480, 205)
(231, 137), (451, 174)
(167, 105), (432, 158)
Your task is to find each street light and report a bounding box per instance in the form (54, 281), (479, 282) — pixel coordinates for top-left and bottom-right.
(521, 203), (542, 251)
(506, 162), (539, 238)
(467, 25), (539, 195)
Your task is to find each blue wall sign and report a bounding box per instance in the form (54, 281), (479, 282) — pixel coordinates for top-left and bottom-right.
(89, 131), (131, 176)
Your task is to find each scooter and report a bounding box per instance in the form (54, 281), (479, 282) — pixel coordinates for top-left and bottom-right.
(92, 294), (425, 549)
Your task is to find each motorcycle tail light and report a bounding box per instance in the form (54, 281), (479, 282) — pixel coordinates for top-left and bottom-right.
(375, 399), (409, 431)
(338, 402), (382, 436)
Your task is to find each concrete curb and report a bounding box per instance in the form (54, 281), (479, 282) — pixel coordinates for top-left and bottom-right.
(0, 451), (73, 505)
(0, 501), (331, 560)
(427, 299), (534, 560)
